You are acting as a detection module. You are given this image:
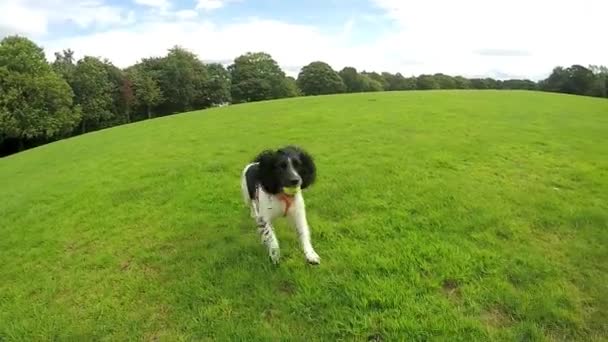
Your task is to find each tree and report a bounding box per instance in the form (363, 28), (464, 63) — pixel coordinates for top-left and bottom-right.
(0, 36), (80, 150)
(339, 67), (387, 93)
(52, 49), (76, 84)
(362, 71), (389, 90)
(565, 65), (595, 95)
(120, 76), (135, 123)
(433, 73), (456, 89)
(71, 56), (114, 133)
(382, 72), (415, 91)
(540, 65), (596, 96)
(540, 66), (567, 93)
(127, 56), (164, 119)
(0, 36), (48, 74)
(501, 79), (537, 90)
(360, 74), (383, 92)
(453, 76), (471, 89)
(469, 78), (491, 89)
(102, 59), (131, 126)
(589, 65), (608, 98)
(297, 61), (346, 95)
(229, 52), (291, 103)
(339, 67), (364, 93)
(130, 69), (163, 120)
(283, 76), (301, 97)
(6, 34), (608, 157)
(155, 46), (209, 113)
(416, 74), (440, 90)
(201, 63), (231, 107)
(483, 78), (500, 89)
(131, 46), (231, 114)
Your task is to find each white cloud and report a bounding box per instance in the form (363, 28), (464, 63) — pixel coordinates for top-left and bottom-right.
(0, 1), (48, 36)
(370, 0), (608, 79)
(134, 0), (171, 10)
(0, 0), (132, 37)
(6, 0), (606, 80)
(63, 3), (132, 28)
(43, 19), (336, 70)
(175, 10), (198, 20)
(196, 0), (236, 11)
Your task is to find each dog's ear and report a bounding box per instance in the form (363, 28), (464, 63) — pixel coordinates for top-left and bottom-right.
(254, 149), (275, 165)
(294, 147), (316, 189)
(254, 149), (281, 194)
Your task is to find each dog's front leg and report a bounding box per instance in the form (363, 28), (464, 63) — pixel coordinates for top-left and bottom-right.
(256, 216), (280, 264)
(289, 202), (320, 265)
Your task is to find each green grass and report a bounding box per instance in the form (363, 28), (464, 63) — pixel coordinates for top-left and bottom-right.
(1, 90), (607, 341)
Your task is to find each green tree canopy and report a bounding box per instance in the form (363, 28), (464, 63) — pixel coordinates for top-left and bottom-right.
(453, 76), (471, 89)
(156, 46), (209, 113)
(381, 72), (415, 91)
(557, 65), (596, 95)
(52, 49), (76, 84)
(339, 67), (365, 93)
(102, 59), (131, 126)
(229, 52), (290, 103)
(589, 65), (608, 98)
(361, 71), (389, 90)
(433, 73), (457, 89)
(283, 76), (301, 98)
(71, 56), (114, 133)
(0, 36), (48, 74)
(0, 36), (80, 147)
(416, 74), (440, 90)
(359, 74), (383, 92)
(202, 63), (231, 107)
(129, 69), (163, 120)
(297, 61), (346, 95)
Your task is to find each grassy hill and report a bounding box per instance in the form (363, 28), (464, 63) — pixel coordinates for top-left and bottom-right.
(1, 90), (607, 340)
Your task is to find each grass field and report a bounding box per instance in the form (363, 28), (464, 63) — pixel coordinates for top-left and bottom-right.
(1, 90), (607, 341)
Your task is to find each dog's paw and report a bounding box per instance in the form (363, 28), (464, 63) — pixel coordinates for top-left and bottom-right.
(305, 251), (320, 265)
(269, 246), (281, 264)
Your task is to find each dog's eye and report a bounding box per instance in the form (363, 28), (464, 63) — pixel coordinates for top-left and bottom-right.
(292, 159), (301, 167)
(279, 162), (287, 169)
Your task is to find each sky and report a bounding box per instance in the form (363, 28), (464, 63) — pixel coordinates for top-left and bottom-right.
(0, 0), (606, 80)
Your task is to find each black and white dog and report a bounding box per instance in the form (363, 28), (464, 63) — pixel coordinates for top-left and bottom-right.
(241, 146), (320, 265)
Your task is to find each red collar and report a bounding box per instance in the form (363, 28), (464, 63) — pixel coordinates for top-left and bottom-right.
(255, 186), (295, 217)
(277, 193), (295, 216)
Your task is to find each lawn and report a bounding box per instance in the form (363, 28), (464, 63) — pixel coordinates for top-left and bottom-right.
(1, 90), (607, 341)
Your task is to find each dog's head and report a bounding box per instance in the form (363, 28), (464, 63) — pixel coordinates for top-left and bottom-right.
(254, 145), (316, 195)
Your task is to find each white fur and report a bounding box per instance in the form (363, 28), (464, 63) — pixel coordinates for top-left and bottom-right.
(241, 163), (320, 265)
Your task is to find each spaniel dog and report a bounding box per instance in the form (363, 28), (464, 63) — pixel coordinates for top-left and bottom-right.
(241, 146), (320, 265)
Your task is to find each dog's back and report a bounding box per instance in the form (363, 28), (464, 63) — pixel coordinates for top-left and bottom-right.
(241, 162), (259, 205)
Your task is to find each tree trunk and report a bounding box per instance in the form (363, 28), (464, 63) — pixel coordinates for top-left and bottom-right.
(81, 120), (86, 134)
(126, 110), (131, 123)
(147, 105), (151, 119)
(17, 138), (24, 152)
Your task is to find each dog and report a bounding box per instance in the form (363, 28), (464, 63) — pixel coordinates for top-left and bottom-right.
(241, 145), (320, 265)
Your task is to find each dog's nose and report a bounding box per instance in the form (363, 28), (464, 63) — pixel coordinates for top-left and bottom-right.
(288, 178), (300, 186)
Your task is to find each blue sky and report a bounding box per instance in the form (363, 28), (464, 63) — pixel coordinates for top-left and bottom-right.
(1, 0), (606, 80)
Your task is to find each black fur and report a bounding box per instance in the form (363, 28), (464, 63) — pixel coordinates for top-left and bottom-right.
(252, 145), (316, 195)
(244, 163), (260, 199)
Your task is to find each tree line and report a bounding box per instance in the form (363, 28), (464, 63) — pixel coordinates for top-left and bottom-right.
(1, 35), (606, 156)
